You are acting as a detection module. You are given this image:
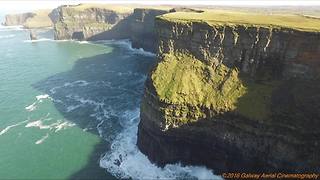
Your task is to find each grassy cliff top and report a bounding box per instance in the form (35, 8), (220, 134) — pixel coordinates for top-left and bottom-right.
(160, 10), (320, 32)
(24, 9), (52, 28)
(69, 3), (173, 13)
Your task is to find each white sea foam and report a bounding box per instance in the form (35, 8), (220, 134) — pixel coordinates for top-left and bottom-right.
(0, 34), (15, 39)
(68, 95), (104, 108)
(25, 94), (52, 112)
(97, 39), (156, 57)
(54, 121), (76, 133)
(26, 118), (75, 133)
(25, 120), (56, 130)
(35, 133), (49, 145)
(99, 109), (221, 179)
(25, 102), (37, 111)
(0, 120), (28, 136)
(50, 80), (89, 94)
(66, 104), (84, 112)
(78, 41), (89, 44)
(36, 94), (52, 101)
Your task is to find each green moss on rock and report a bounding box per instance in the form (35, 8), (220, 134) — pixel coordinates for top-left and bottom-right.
(152, 52), (279, 127)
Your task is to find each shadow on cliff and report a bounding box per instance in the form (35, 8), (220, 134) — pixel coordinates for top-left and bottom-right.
(86, 9), (168, 53)
(139, 61), (320, 174)
(32, 45), (156, 179)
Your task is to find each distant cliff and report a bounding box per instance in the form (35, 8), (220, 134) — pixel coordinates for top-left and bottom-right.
(3, 13), (35, 26)
(3, 10), (53, 28)
(137, 11), (320, 173)
(53, 4), (170, 52)
(53, 5), (132, 40)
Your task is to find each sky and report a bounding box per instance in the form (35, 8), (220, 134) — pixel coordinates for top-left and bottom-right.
(0, 0), (319, 13)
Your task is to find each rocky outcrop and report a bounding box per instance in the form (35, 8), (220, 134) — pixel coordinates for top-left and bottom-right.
(3, 13), (35, 26)
(29, 30), (37, 40)
(137, 15), (320, 174)
(3, 10), (53, 28)
(129, 8), (169, 52)
(53, 5), (132, 40)
(53, 5), (170, 52)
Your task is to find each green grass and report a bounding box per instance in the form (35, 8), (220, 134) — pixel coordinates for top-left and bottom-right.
(152, 52), (279, 125)
(23, 9), (52, 28)
(160, 10), (320, 32)
(69, 3), (173, 14)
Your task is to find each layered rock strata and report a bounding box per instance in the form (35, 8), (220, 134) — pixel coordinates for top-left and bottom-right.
(53, 5), (169, 52)
(137, 13), (320, 173)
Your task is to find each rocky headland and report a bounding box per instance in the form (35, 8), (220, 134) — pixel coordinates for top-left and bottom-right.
(3, 9), (54, 28)
(52, 4), (174, 52)
(137, 10), (320, 174)
(4, 3), (320, 175)
(49, 4), (320, 174)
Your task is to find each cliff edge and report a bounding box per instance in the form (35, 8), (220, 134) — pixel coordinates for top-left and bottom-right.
(137, 10), (320, 173)
(53, 4), (172, 52)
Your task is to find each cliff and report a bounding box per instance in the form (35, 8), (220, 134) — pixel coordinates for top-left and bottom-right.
(53, 4), (172, 52)
(137, 10), (320, 173)
(53, 4), (133, 40)
(3, 12), (35, 26)
(3, 10), (53, 28)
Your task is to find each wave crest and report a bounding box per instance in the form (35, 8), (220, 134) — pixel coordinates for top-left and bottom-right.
(99, 109), (220, 179)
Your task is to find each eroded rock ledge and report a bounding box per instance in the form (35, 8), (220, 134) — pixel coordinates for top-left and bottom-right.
(137, 12), (320, 174)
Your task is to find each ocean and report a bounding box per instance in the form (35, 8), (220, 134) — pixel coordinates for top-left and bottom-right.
(0, 20), (220, 179)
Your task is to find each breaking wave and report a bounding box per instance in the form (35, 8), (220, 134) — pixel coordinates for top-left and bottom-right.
(35, 133), (49, 144)
(96, 39), (156, 57)
(25, 94), (52, 112)
(99, 109), (221, 179)
(0, 120), (28, 136)
(25, 118), (75, 132)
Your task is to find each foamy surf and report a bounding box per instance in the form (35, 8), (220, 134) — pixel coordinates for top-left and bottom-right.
(96, 39), (156, 57)
(35, 133), (49, 145)
(50, 80), (90, 94)
(25, 94), (52, 112)
(25, 102), (37, 111)
(36, 94), (52, 101)
(0, 120), (28, 136)
(25, 118), (75, 132)
(99, 109), (221, 180)
(54, 121), (76, 133)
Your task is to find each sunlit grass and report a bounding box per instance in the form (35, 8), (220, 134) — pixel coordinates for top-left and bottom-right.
(160, 10), (320, 32)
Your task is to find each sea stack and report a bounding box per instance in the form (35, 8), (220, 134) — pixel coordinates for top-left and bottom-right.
(29, 30), (37, 40)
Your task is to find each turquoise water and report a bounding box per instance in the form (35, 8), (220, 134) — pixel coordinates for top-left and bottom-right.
(0, 17), (219, 179)
(0, 26), (153, 179)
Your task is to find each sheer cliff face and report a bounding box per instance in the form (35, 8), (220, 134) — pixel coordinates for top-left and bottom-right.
(129, 8), (169, 52)
(138, 17), (320, 173)
(53, 6), (168, 52)
(3, 13), (35, 26)
(53, 6), (131, 40)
